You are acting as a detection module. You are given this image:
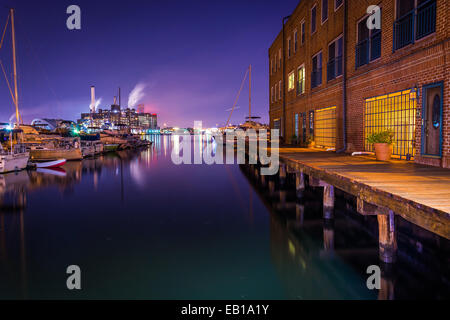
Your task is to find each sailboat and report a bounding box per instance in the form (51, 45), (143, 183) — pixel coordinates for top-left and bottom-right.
(0, 9), (30, 173)
(224, 65), (269, 133)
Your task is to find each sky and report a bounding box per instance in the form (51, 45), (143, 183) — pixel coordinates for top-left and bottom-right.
(0, 0), (299, 128)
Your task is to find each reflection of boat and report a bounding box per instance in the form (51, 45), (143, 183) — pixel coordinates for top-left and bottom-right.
(36, 167), (67, 177)
(34, 159), (66, 168)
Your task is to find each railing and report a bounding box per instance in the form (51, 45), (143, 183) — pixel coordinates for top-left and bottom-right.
(311, 68), (322, 88)
(393, 10), (414, 51)
(327, 56), (342, 81)
(416, 0), (436, 40)
(356, 39), (369, 68)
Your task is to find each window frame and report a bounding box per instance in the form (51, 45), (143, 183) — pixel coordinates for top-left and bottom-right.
(294, 29), (298, 53)
(301, 20), (306, 45)
(287, 37), (292, 58)
(288, 70), (295, 92)
(334, 0), (343, 11)
(278, 80), (282, 100)
(327, 34), (343, 80)
(311, 4), (317, 35)
(321, 0), (329, 25)
(311, 50), (323, 88)
(297, 64), (306, 95)
(356, 10), (382, 68)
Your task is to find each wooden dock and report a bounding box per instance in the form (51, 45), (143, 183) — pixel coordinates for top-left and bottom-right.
(276, 148), (450, 242)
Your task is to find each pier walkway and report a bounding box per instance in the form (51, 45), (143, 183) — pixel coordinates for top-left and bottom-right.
(277, 148), (450, 241)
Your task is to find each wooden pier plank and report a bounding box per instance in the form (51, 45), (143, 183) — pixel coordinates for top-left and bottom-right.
(277, 149), (450, 239)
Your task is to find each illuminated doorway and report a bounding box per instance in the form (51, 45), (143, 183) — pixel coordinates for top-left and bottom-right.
(314, 106), (336, 149)
(364, 89), (417, 159)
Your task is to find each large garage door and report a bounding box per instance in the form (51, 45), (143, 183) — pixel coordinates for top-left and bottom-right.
(364, 89), (417, 160)
(314, 106), (336, 149)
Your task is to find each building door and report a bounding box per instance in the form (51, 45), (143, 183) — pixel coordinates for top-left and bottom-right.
(314, 106), (336, 149)
(301, 112), (307, 143)
(422, 82), (443, 157)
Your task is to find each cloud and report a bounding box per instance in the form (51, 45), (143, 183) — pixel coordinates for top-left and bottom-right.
(128, 83), (147, 108)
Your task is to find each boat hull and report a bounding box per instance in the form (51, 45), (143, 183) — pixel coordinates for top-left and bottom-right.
(104, 144), (119, 152)
(30, 149), (82, 161)
(0, 152), (30, 173)
(35, 159), (66, 168)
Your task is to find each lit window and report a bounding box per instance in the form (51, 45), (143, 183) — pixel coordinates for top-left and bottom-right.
(288, 71), (295, 91)
(297, 65), (305, 95)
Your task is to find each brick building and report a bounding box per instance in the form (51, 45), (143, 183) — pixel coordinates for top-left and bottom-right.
(269, 0), (450, 168)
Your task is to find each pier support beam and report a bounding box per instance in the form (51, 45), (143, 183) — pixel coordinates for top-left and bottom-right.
(268, 181), (275, 196)
(377, 211), (397, 264)
(323, 184), (335, 220)
(295, 171), (305, 199)
(323, 219), (335, 252)
(296, 203), (304, 226)
(279, 164), (286, 185)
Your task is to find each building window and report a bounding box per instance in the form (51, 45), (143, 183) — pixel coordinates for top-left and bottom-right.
(278, 49), (282, 69)
(322, 0), (328, 23)
(311, 5), (317, 34)
(311, 51), (322, 88)
(364, 89), (417, 159)
(327, 35), (343, 81)
(394, 0), (436, 51)
(288, 37), (292, 58)
(274, 84), (277, 101)
(278, 80), (282, 100)
(295, 113), (299, 137)
(288, 71), (295, 91)
(301, 20), (305, 44)
(309, 110), (314, 136)
(271, 87), (274, 103)
(335, 0), (343, 10)
(356, 12), (382, 68)
(297, 65), (305, 95)
(271, 59), (273, 75)
(294, 30), (298, 52)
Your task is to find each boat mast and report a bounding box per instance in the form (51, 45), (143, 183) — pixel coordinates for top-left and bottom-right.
(248, 64), (251, 121)
(10, 8), (20, 127)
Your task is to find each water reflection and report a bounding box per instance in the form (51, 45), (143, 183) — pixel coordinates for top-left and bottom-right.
(0, 135), (448, 299)
(240, 164), (450, 300)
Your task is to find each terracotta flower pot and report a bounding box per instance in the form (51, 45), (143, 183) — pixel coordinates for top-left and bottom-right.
(374, 143), (393, 161)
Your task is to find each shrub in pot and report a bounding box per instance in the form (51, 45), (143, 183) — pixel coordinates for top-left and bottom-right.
(366, 130), (394, 161)
(291, 135), (298, 145)
(306, 136), (315, 148)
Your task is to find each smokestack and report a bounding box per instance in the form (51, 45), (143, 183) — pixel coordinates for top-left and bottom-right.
(90, 86), (96, 113)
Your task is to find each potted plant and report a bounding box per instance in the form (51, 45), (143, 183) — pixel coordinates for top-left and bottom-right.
(291, 135), (298, 145)
(306, 136), (315, 148)
(366, 130), (395, 161)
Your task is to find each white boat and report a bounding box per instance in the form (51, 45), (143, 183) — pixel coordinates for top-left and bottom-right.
(0, 9), (30, 174)
(34, 159), (66, 168)
(0, 144), (29, 173)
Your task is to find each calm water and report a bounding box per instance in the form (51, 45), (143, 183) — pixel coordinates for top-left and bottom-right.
(0, 135), (448, 299)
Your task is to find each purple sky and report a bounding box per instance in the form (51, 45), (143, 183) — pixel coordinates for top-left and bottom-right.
(0, 0), (299, 128)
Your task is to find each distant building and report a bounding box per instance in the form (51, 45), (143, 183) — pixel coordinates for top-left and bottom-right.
(31, 118), (75, 131)
(79, 103), (158, 131)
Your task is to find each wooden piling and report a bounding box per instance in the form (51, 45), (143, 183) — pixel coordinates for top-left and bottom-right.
(377, 211), (397, 263)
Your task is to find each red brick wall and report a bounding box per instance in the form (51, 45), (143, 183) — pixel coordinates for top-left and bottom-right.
(269, 0), (450, 167)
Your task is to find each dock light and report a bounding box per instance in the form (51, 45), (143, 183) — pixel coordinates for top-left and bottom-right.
(6, 124), (12, 131)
